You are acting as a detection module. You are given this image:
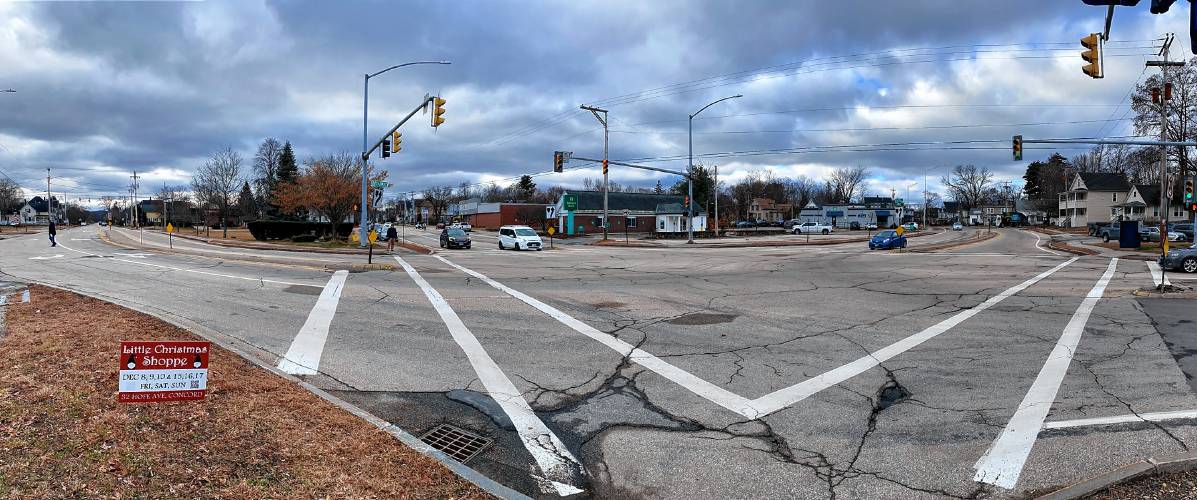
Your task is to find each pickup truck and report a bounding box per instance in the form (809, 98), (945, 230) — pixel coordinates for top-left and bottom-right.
(1098, 222), (1120, 242)
(792, 221), (832, 235)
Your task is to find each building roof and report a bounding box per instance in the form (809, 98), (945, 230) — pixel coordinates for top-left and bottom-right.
(24, 196), (60, 213)
(1135, 184), (1160, 203)
(654, 202), (705, 216)
(942, 201), (961, 212)
(863, 196), (894, 205)
(564, 190), (684, 212)
(1078, 172), (1131, 192)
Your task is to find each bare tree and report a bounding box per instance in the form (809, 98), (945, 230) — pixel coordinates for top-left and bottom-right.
(252, 138), (284, 214)
(941, 164), (993, 210)
(827, 165), (870, 203)
(0, 177), (22, 217)
(191, 147), (244, 237)
(156, 184), (192, 227)
(422, 185), (455, 222)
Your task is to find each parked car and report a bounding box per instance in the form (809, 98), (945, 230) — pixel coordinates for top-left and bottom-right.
(1160, 246), (1197, 273)
(498, 225), (543, 251)
(440, 227), (471, 249)
(1098, 222), (1121, 242)
(792, 221), (832, 235)
(901, 222), (919, 233)
(850, 221), (861, 230)
(951, 222), (963, 231)
(869, 230), (907, 250)
(436, 222), (446, 229)
(734, 220), (754, 228)
(1139, 226), (1162, 242)
(1167, 223), (1194, 242)
(1087, 221), (1110, 237)
(866, 222), (878, 230)
(450, 222), (472, 232)
(1169, 230), (1187, 242)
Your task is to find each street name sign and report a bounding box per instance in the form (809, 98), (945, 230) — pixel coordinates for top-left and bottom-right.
(118, 341), (209, 403)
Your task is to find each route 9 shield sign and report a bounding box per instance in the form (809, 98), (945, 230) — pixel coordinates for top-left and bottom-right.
(118, 341), (209, 403)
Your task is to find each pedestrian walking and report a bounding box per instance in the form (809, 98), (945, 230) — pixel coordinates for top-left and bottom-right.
(48, 219), (57, 247)
(386, 224), (398, 251)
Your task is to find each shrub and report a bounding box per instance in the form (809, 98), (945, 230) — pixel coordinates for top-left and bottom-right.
(290, 234), (318, 243)
(247, 220), (356, 241)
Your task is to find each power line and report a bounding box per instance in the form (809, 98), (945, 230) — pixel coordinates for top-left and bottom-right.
(609, 118), (1136, 136)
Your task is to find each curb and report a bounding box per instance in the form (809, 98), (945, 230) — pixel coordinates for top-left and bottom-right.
(102, 229), (399, 272)
(909, 229), (996, 253)
(26, 282), (528, 500)
(1036, 452), (1197, 500)
(155, 230), (380, 255)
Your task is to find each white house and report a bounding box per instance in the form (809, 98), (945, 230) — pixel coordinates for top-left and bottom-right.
(18, 196), (62, 224)
(654, 202), (708, 233)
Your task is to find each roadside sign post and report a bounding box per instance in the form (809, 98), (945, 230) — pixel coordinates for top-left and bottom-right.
(367, 229), (378, 264)
(563, 194), (578, 235)
(166, 222), (175, 249)
(118, 341), (209, 403)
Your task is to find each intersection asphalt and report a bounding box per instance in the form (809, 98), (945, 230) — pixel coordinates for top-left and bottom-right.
(1, 225), (1195, 498)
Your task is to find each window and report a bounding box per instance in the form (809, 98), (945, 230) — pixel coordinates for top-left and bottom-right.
(1112, 193), (1117, 202)
(658, 219), (665, 230)
(626, 217), (637, 228)
(1154, 207), (1159, 217)
(593, 216), (605, 227)
(1111, 208), (1119, 216)
(1059, 210), (1066, 217)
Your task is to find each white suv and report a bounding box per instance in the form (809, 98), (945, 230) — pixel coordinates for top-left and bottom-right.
(498, 225), (543, 251)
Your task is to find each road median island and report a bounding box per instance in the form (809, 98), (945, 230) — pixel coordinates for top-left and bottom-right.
(909, 228), (996, 252)
(101, 229), (400, 271)
(0, 285), (489, 498)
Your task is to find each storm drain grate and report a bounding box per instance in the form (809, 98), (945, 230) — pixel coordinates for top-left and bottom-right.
(419, 424), (492, 463)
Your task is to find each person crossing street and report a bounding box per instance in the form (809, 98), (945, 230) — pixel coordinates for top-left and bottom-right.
(386, 224), (398, 251)
(47, 219), (57, 247)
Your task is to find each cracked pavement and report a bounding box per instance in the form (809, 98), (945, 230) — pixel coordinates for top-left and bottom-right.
(4, 225), (1197, 498)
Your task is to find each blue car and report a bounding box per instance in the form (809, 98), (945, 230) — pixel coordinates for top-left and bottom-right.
(869, 230), (907, 250)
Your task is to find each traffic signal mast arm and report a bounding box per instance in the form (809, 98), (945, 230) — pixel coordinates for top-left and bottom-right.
(362, 95), (435, 162)
(568, 156), (692, 179)
(1016, 137), (1197, 147)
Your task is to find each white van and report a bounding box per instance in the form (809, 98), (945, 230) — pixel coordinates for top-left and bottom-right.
(498, 225), (543, 251)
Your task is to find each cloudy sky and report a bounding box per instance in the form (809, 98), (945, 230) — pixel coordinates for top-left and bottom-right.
(0, 1), (1191, 207)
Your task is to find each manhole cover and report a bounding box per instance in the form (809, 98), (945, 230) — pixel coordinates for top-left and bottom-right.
(666, 312), (738, 325)
(420, 424), (492, 463)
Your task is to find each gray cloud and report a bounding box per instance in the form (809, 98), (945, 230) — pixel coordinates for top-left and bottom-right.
(0, 0), (1183, 205)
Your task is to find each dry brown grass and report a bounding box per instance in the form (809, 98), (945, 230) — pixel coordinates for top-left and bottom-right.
(0, 286), (488, 499)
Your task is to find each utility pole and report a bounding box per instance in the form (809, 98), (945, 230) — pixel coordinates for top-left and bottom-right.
(130, 171), (140, 228)
(580, 105), (609, 240)
(714, 164), (719, 235)
(1146, 34), (1184, 287)
(923, 172), (928, 229)
(45, 168), (51, 224)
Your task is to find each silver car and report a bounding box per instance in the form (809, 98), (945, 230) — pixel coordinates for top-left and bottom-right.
(1160, 246), (1197, 273)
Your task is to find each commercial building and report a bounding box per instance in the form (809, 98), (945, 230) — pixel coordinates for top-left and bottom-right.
(549, 190), (707, 235)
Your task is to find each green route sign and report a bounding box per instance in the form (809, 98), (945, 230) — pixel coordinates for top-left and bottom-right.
(563, 194), (578, 211)
(895, 198), (904, 207)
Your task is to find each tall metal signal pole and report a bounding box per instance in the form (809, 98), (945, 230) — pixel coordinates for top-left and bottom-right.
(130, 171), (140, 228)
(45, 168), (51, 223)
(580, 105), (609, 239)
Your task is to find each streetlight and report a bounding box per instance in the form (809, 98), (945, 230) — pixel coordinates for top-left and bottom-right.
(359, 60), (450, 246)
(689, 94), (742, 243)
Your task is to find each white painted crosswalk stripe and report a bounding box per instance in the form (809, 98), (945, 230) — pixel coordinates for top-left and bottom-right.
(277, 270), (349, 375)
(974, 258), (1119, 490)
(393, 255), (585, 496)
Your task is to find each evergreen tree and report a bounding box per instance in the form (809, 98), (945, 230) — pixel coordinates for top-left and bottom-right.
(654, 180), (664, 194)
(516, 175), (536, 200)
(277, 141), (298, 184)
(237, 181), (257, 221)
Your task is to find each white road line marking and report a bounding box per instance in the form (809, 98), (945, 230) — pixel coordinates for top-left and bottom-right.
(751, 257), (1079, 415)
(277, 270), (349, 375)
(1042, 409), (1197, 430)
(974, 258), (1119, 490)
(56, 242), (323, 288)
(1030, 231), (1065, 256)
(1147, 261), (1172, 287)
(28, 254), (64, 260)
(432, 254), (760, 418)
(434, 255), (1076, 419)
(394, 255), (585, 496)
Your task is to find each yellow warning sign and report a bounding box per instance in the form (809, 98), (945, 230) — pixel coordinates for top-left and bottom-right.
(895, 226), (905, 236)
(166, 223), (175, 234)
(547, 226), (556, 236)
(368, 230), (378, 244)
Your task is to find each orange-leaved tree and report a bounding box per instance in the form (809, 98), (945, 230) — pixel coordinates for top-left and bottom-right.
(276, 152), (362, 239)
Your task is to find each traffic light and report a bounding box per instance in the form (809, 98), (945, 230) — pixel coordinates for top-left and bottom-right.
(431, 96), (446, 127)
(1081, 33), (1102, 79)
(553, 151), (564, 172)
(1185, 176), (1195, 201)
(381, 137), (391, 158)
(1013, 135), (1023, 161)
(392, 131), (402, 154)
